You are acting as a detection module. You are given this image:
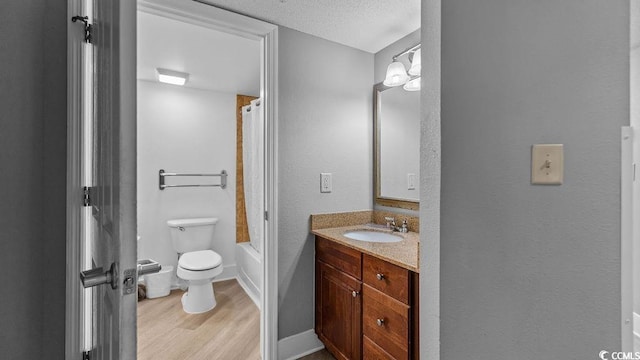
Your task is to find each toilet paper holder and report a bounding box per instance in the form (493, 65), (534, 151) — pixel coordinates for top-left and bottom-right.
(137, 259), (162, 276)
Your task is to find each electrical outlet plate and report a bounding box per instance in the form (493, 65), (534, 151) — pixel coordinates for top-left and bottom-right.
(320, 173), (332, 193)
(531, 144), (563, 185)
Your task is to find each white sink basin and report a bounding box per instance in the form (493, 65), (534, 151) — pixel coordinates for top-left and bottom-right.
(343, 230), (403, 243)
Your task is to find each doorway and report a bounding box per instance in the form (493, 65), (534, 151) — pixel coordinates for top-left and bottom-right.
(136, 7), (262, 358)
(135, 1), (279, 358)
(65, 0), (279, 358)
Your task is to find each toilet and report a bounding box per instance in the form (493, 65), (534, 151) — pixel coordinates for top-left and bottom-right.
(168, 217), (223, 314)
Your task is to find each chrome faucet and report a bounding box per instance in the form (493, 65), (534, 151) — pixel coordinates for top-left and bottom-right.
(397, 219), (409, 233)
(384, 217), (395, 229)
(384, 217), (409, 233)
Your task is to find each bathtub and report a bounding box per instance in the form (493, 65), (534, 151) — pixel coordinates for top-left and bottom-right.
(236, 242), (261, 308)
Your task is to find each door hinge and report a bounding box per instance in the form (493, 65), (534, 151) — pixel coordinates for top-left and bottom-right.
(82, 350), (92, 360)
(71, 15), (93, 43)
(83, 186), (92, 207)
(264, 211), (268, 221)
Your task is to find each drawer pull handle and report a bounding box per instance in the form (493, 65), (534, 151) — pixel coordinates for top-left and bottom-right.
(352, 290), (359, 298)
(376, 318), (385, 327)
(376, 273), (385, 281)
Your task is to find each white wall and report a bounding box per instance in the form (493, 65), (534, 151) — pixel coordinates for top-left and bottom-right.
(277, 27), (374, 339)
(137, 80), (237, 284)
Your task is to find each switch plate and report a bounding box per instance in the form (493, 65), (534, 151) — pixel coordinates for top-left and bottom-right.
(320, 173), (332, 193)
(531, 144), (563, 185)
(407, 173), (416, 190)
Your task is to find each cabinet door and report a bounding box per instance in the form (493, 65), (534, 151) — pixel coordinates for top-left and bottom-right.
(316, 261), (362, 360)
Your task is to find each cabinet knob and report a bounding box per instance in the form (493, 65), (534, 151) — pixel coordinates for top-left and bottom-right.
(376, 318), (385, 327)
(376, 273), (385, 281)
(352, 290), (359, 298)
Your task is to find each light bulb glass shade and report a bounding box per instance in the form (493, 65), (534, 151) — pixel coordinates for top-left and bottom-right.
(156, 68), (189, 86)
(383, 61), (410, 87)
(403, 77), (421, 91)
(408, 49), (421, 76)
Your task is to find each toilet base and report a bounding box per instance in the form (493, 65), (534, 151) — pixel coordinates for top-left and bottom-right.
(181, 280), (217, 314)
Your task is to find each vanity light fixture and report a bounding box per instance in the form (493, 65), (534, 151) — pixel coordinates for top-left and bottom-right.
(383, 44), (421, 91)
(408, 48), (421, 76)
(383, 62), (410, 87)
(403, 77), (421, 92)
(156, 68), (189, 86)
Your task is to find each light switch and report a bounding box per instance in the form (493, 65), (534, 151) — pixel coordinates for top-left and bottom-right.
(531, 144), (563, 185)
(320, 173), (332, 193)
(407, 173), (416, 190)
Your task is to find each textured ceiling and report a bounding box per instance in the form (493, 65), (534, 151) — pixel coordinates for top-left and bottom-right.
(197, 0), (421, 53)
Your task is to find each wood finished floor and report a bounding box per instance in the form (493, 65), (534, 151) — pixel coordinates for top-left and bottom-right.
(299, 349), (336, 360)
(137, 279), (260, 360)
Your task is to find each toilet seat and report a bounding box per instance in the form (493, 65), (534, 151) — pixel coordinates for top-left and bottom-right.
(179, 250), (222, 271)
(177, 250), (223, 283)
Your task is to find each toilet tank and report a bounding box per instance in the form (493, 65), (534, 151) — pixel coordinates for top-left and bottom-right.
(167, 218), (218, 253)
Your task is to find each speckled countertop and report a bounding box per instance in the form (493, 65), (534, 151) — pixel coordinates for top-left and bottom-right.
(311, 224), (420, 273)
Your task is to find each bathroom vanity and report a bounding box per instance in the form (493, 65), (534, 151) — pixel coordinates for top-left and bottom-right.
(311, 212), (419, 360)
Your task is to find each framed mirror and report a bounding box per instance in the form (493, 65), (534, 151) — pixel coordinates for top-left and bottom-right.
(374, 82), (420, 210)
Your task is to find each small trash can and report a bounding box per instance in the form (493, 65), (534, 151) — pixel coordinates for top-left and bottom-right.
(143, 265), (173, 299)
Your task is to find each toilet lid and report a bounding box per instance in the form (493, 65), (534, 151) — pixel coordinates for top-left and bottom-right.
(179, 250), (222, 271)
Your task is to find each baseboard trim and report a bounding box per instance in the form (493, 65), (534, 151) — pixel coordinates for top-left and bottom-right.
(213, 264), (238, 283)
(277, 329), (324, 360)
(236, 272), (260, 309)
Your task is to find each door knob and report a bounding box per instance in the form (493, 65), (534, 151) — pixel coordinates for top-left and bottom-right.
(80, 263), (118, 289)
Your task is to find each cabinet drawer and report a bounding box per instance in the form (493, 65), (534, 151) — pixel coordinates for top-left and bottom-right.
(316, 236), (362, 280)
(363, 336), (395, 360)
(363, 254), (410, 304)
(362, 285), (410, 360)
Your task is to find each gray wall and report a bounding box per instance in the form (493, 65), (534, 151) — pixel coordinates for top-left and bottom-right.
(439, 0), (628, 358)
(0, 1), (67, 358)
(419, 0), (442, 358)
(631, 0), (640, 315)
(277, 27), (374, 338)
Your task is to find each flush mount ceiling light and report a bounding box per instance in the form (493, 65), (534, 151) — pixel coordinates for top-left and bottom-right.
(156, 68), (189, 86)
(382, 44), (421, 91)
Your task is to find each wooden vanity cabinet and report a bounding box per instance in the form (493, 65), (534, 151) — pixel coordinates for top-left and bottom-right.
(316, 237), (363, 360)
(316, 261), (362, 360)
(315, 236), (419, 360)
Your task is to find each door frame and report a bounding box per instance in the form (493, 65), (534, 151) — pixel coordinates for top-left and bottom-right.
(66, 0), (90, 357)
(66, 0), (280, 358)
(622, 126), (634, 351)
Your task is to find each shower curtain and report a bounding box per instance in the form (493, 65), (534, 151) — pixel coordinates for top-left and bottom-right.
(242, 99), (264, 254)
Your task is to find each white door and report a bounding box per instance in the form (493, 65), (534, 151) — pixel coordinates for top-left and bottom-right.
(79, 1), (137, 359)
